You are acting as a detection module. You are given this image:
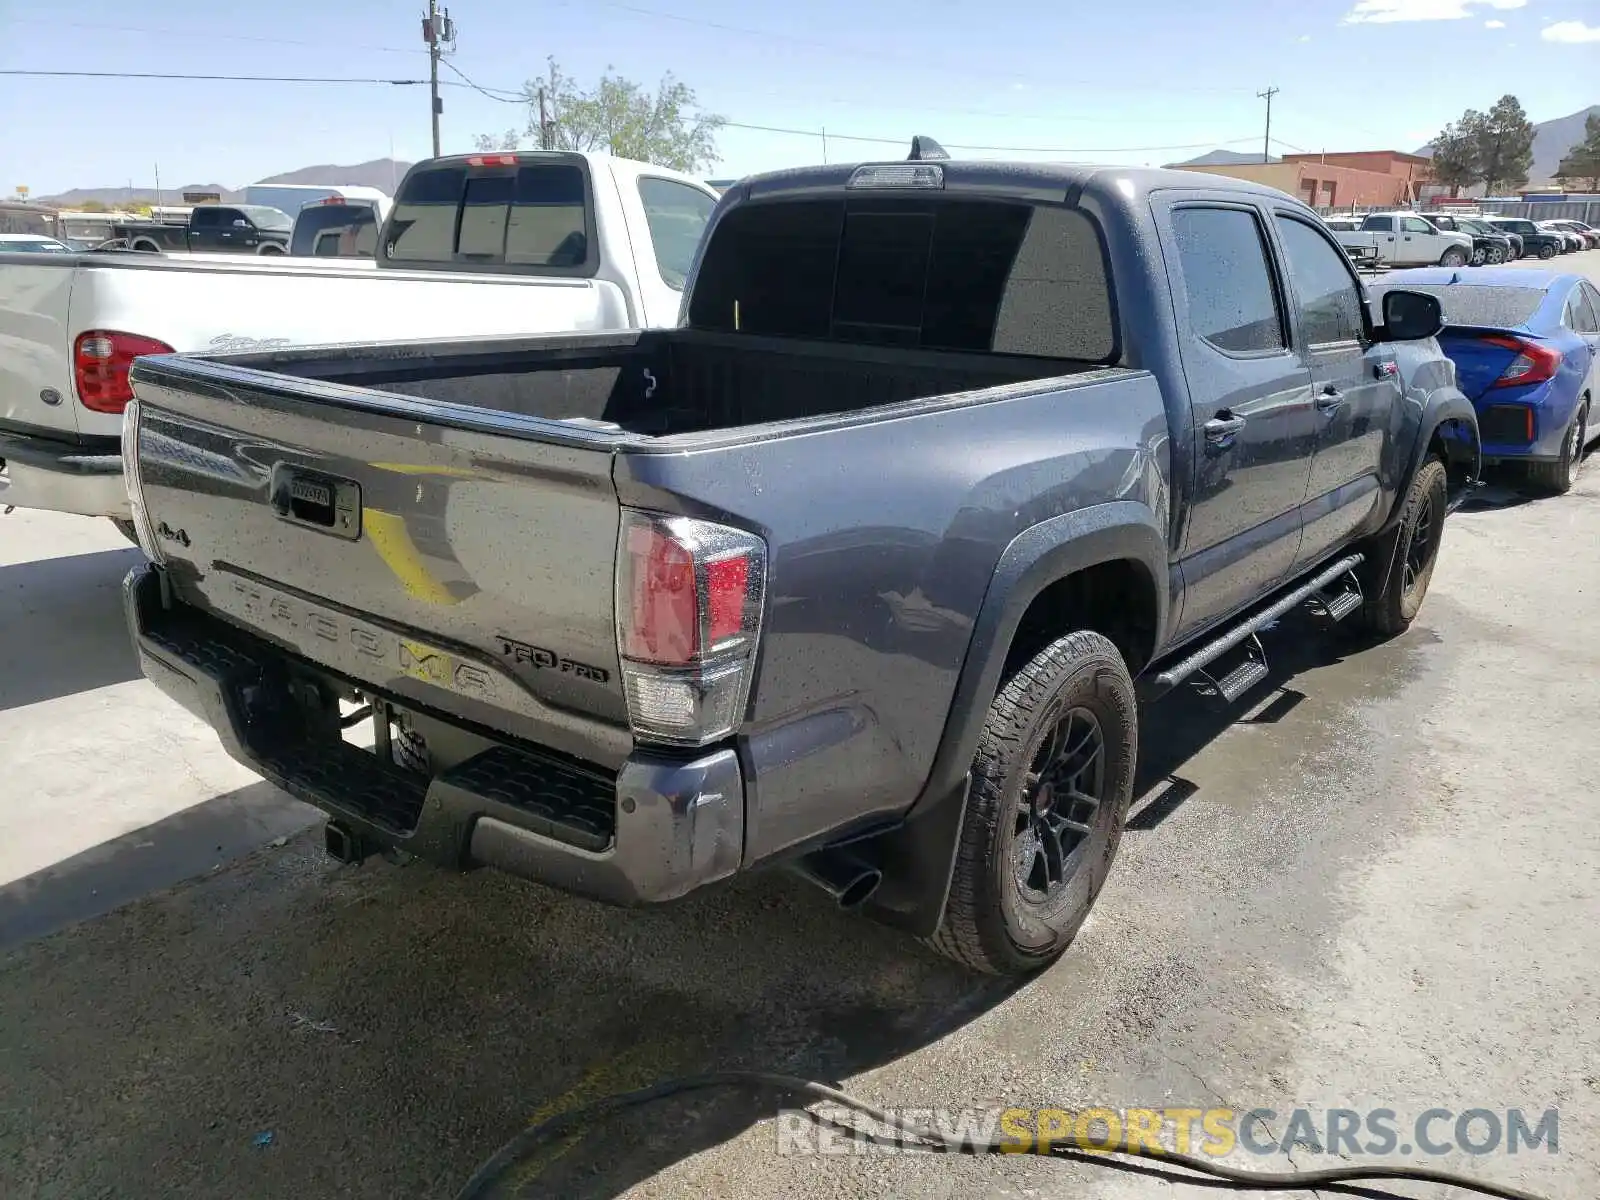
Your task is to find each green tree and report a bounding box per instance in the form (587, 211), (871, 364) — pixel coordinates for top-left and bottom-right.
(76, 199), (109, 212)
(1473, 95), (1535, 195)
(1555, 113), (1600, 191)
(1428, 115), (1482, 195)
(475, 59), (725, 173)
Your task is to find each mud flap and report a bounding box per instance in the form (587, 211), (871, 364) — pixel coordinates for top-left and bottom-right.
(859, 774), (970, 939)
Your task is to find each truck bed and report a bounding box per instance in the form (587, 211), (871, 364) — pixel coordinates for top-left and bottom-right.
(189, 328), (1102, 439)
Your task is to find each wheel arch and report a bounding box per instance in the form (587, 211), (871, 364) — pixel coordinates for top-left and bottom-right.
(861, 502), (1167, 940)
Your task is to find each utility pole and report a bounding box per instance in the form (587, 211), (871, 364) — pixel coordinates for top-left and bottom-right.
(1257, 86), (1279, 165)
(421, 0), (455, 157)
(538, 86), (552, 150)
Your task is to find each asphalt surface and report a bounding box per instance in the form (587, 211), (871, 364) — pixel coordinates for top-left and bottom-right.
(2, 251), (1599, 1200)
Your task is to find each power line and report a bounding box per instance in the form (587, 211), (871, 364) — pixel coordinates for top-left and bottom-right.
(440, 60), (524, 103)
(3, 67), (1287, 160)
(0, 68), (431, 85)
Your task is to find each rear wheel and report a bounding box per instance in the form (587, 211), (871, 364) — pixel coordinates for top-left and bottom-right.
(927, 630), (1137, 976)
(1440, 247), (1468, 267)
(1469, 246), (1487, 267)
(1527, 404), (1586, 495)
(1486, 245), (1506, 265)
(1538, 243), (1557, 260)
(1354, 458), (1447, 637)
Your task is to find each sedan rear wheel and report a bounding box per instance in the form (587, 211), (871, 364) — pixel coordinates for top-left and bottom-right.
(1527, 405), (1586, 496)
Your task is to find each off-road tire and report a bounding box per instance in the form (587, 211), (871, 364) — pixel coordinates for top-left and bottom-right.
(1526, 403), (1586, 495)
(110, 517), (140, 546)
(925, 631), (1137, 976)
(1354, 457), (1448, 637)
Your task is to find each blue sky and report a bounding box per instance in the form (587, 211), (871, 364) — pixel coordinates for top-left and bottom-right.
(3, 0), (1597, 195)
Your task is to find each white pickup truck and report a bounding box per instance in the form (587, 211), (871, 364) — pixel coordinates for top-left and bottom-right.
(1330, 211), (1474, 269)
(0, 151), (718, 528)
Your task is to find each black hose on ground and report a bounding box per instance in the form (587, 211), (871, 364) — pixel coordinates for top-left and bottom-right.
(454, 1069), (1553, 1200)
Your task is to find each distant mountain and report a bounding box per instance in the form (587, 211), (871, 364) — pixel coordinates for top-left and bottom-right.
(1166, 149), (1280, 168)
(254, 158), (412, 191)
(37, 183), (237, 207)
(36, 158), (413, 207)
(1415, 104), (1599, 186)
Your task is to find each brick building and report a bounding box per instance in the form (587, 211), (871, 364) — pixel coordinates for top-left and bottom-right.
(1170, 150), (1434, 210)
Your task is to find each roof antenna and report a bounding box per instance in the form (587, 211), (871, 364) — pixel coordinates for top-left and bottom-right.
(908, 136), (949, 162)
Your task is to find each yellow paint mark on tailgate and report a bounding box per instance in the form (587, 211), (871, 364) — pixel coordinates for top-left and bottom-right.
(361, 508), (460, 606)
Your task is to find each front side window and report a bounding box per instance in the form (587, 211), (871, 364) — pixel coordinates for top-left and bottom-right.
(1275, 216), (1365, 345)
(1171, 207), (1284, 354)
(637, 177), (716, 290)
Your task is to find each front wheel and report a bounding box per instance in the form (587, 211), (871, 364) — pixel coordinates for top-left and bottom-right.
(927, 630), (1137, 976)
(1439, 247), (1468, 267)
(1354, 458), (1448, 637)
(1527, 405), (1586, 495)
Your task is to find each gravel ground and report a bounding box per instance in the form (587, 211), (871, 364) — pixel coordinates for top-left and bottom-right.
(2, 252), (1598, 1200)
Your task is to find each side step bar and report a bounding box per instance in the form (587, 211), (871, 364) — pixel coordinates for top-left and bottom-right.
(1147, 553), (1365, 699)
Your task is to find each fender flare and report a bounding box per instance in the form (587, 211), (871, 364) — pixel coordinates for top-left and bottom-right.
(862, 502), (1168, 939)
(1385, 389), (1480, 533)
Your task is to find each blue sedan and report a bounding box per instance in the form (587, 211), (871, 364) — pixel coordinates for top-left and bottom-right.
(1375, 268), (1600, 493)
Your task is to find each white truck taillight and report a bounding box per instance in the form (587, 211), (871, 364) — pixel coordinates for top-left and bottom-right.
(119, 398), (164, 562)
(615, 510), (767, 747)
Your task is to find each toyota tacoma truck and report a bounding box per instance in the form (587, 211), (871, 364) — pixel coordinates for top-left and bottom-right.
(121, 150), (1480, 975)
(0, 151), (717, 529)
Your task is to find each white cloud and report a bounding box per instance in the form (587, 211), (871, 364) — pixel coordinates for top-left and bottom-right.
(1297, 33), (1313, 41)
(1541, 20), (1600, 42)
(1484, 18), (1506, 27)
(1344, 0), (1524, 24)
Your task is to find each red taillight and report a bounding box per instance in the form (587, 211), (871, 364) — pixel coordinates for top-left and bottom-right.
(74, 330), (174, 414)
(624, 522), (700, 665)
(466, 154), (518, 167)
(1479, 334), (1561, 389)
(616, 511), (767, 746)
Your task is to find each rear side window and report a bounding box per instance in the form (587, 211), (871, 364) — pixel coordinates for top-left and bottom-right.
(383, 160), (591, 270)
(687, 197), (1116, 361)
(191, 207), (222, 229)
(1361, 215), (1393, 232)
(1171, 207), (1284, 354)
(637, 177), (716, 290)
(1275, 216), (1365, 345)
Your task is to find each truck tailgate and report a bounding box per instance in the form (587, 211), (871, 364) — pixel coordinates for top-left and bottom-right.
(126, 354), (633, 769)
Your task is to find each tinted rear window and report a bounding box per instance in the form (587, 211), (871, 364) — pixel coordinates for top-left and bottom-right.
(291, 204), (377, 256)
(383, 161), (590, 268)
(1375, 284), (1545, 328)
(686, 198), (1115, 361)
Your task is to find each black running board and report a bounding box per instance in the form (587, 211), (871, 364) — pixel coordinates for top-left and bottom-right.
(1142, 553), (1365, 701)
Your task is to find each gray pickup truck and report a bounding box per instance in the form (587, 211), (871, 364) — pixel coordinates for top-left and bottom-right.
(121, 148), (1481, 975)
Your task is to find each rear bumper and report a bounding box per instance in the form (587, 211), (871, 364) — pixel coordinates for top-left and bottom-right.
(124, 563), (744, 904)
(0, 427), (130, 519)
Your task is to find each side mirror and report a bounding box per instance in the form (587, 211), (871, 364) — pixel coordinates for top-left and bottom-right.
(1379, 289), (1444, 342)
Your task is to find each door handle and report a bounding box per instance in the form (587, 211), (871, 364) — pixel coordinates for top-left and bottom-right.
(1204, 413), (1247, 442)
(1316, 386), (1345, 412)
